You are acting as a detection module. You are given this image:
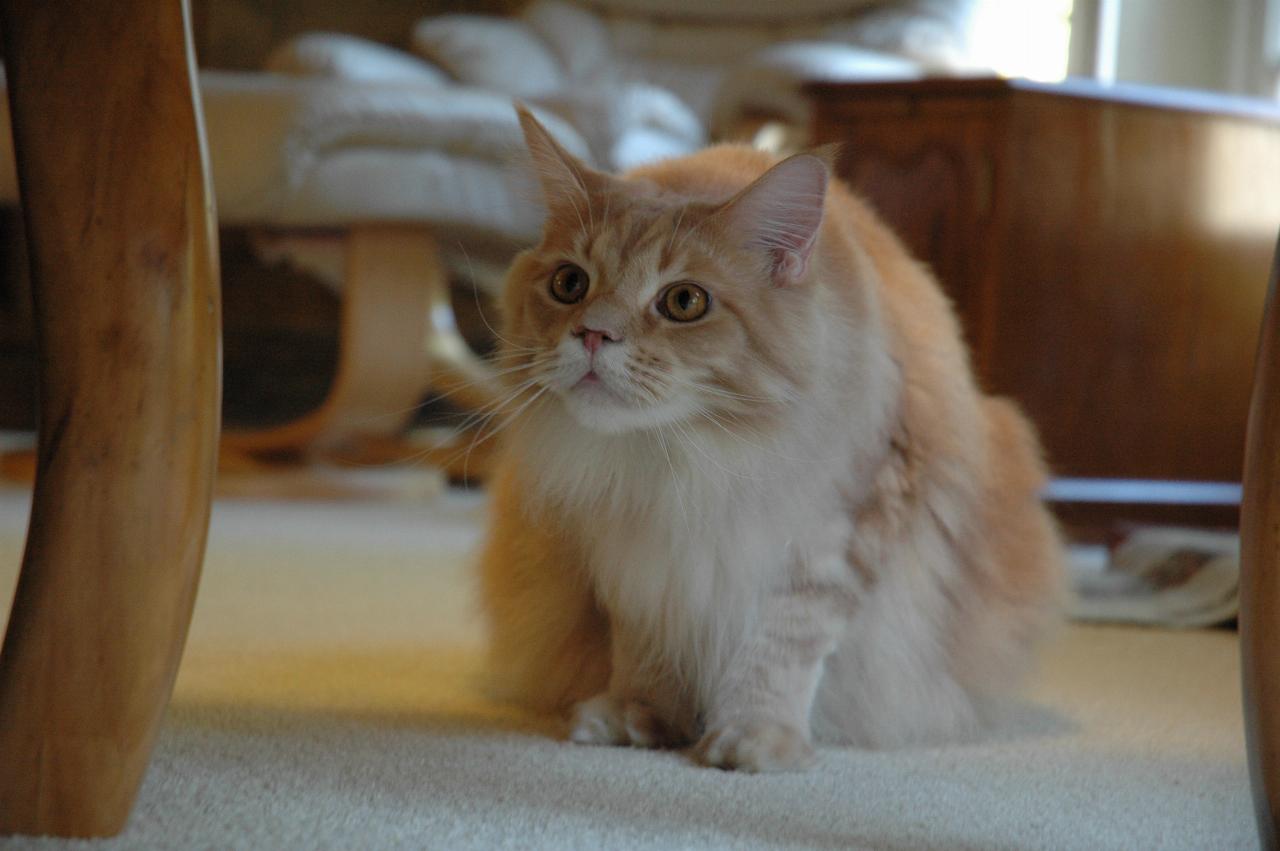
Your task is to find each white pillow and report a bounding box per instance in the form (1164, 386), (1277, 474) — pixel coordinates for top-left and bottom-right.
(823, 0), (976, 69)
(579, 0), (882, 22)
(411, 16), (564, 98)
(522, 0), (612, 81)
(532, 81), (705, 171)
(264, 33), (450, 86)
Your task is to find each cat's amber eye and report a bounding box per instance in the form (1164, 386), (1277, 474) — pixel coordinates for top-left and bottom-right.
(658, 282), (710, 323)
(549, 264), (589, 304)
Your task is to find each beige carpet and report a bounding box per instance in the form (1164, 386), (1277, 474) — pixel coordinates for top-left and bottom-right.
(0, 483), (1257, 850)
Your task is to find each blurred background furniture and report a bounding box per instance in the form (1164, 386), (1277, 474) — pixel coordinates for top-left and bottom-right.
(0, 0), (220, 836)
(0, 0), (1008, 464)
(809, 75), (1280, 531)
(237, 0), (989, 159)
(0, 73), (589, 465)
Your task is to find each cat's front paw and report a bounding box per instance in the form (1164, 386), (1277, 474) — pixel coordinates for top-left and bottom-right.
(696, 719), (816, 773)
(569, 694), (677, 749)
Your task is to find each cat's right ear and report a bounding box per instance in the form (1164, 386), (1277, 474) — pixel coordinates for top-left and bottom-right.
(716, 153), (828, 287)
(515, 104), (603, 213)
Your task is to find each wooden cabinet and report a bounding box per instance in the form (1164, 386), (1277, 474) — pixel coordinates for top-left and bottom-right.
(808, 77), (1280, 484)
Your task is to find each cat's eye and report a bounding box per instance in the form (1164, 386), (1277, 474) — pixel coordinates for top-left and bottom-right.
(549, 264), (589, 304)
(658, 282), (710, 323)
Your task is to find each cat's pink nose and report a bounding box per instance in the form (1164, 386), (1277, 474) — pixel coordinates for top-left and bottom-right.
(574, 326), (619, 354)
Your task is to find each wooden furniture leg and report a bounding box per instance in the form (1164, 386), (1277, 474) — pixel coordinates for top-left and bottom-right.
(1242, 232), (1280, 850)
(225, 226), (502, 456)
(0, 0), (221, 837)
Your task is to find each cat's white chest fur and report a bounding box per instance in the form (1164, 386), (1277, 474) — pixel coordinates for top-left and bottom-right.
(585, 473), (784, 638)
(524, 406), (855, 695)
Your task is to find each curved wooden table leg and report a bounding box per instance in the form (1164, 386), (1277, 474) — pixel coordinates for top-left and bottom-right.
(0, 0), (221, 838)
(226, 225), (502, 456)
(1242, 232), (1280, 850)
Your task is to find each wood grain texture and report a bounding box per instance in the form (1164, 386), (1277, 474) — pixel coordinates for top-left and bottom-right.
(0, 0), (221, 837)
(810, 77), (1280, 482)
(1241, 233), (1280, 849)
(0, 211), (36, 428)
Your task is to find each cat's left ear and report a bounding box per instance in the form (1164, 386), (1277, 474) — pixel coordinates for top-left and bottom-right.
(718, 154), (828, 287)
(515, 103), (607, 214)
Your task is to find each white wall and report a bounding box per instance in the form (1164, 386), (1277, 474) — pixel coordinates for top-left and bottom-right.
(1070, 0), (1280, 97)
(1112, 0), (1234, 90)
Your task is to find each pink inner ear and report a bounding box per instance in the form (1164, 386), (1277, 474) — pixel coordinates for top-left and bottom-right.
(774, 250), (808, 284)
(722, 154), (829, 286)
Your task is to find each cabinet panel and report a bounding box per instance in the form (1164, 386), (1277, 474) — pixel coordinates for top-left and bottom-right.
(818, 113), (998, 366)
(809, 79), (1279, 482)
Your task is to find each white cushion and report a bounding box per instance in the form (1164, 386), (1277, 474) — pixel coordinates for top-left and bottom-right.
(580, 0), (884, 23)
(0, 70), (591, 244)
(200, 72), (589, 229)
(571, 0), (976, 124)
(823, 0), (977, 68)
(521, 0), (613, 81)
(264, 33), (451, 86)
(286, 148), (546, 243)
(610, 127), (704, 171)
(531, 80), (704, 170)
(411, 16), (563, 98)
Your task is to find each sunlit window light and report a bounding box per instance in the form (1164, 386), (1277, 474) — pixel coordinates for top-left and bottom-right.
(969, 0), (1075, 82)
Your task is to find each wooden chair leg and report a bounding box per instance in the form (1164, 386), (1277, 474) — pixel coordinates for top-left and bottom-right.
(1242, 232), (1280, 849)
(225, 225), (502, 456)
(0, 0), (221, 838)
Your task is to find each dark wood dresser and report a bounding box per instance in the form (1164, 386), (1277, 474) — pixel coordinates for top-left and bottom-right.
(807, 77), (1280, 507)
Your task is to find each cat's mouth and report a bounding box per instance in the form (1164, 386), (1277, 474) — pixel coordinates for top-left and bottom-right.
(570, 369), (628, 403)
(557, 363), (693, 433)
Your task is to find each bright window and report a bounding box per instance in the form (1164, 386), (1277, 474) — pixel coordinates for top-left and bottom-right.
(969, 0), (1075, 82)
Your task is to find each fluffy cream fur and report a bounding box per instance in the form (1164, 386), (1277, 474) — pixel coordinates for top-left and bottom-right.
(477, 107), (1065, 772)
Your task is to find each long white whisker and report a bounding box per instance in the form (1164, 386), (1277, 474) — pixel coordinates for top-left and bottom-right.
(666, 204), (687, 257)
(371, 377), (546, 476)
(455, 241), (539, 353)
(668, 415), (767, 484)
(458, 384), (550, 482)
(426, 357), (555, 408)
(685, 381), (778, 405)
(449, 376), (543, 437)
(695, 407), (842, 465)
(564, 160), (596, 233)
(565, 191), (588, 235)
(654, 424), (693, 541)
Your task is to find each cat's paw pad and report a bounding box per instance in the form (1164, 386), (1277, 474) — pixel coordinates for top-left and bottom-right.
(696, 719), (816, 773)
(569, 695), (674, 749)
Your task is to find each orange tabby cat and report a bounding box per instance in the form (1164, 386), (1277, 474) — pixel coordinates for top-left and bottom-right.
(478, 107), (1064, 771)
